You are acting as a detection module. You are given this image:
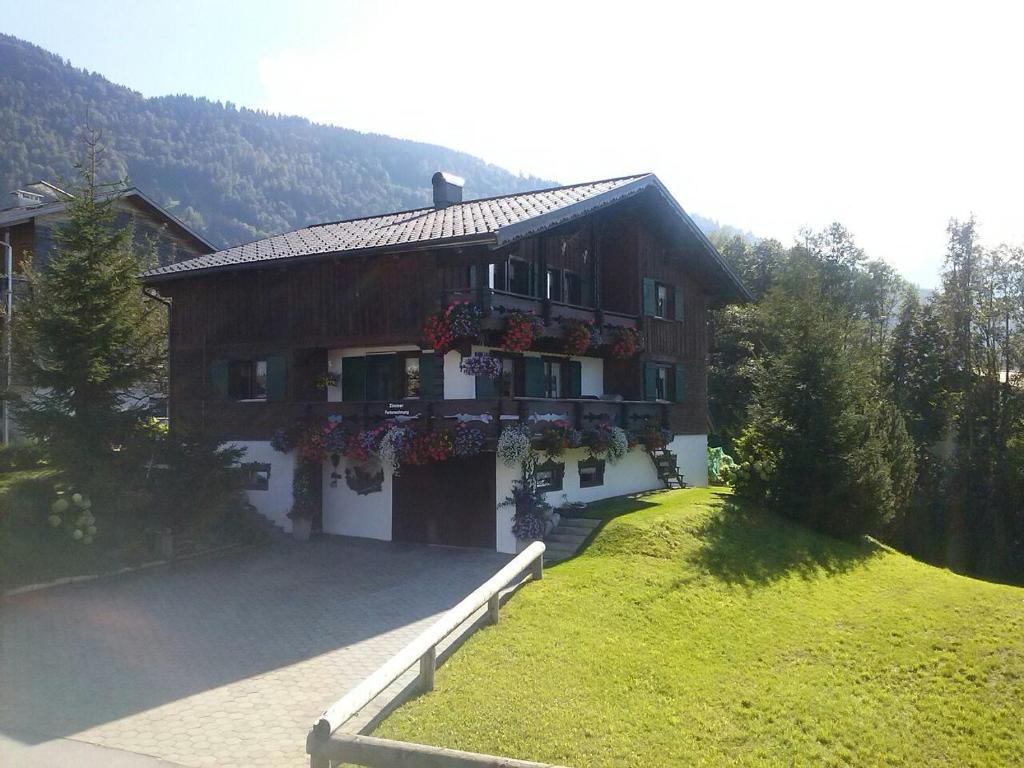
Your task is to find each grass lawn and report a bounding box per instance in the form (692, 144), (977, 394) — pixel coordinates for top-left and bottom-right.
(378, 488), (1024, 767)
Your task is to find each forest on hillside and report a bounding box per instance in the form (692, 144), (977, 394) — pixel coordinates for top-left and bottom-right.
(0, 34), (561, 249)
(711, 224), (1024, 583)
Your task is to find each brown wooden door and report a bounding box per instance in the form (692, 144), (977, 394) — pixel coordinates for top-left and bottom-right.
(392, 453), (496, 549)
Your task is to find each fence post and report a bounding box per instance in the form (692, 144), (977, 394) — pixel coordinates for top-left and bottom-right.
(487, 593), (500, 624)
(531, 551), (544, 581)
(419, 646), (436, 692)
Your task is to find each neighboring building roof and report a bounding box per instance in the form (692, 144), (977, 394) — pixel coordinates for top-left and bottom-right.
(143, 173), (750, 302)
(0, 185), (216, 254)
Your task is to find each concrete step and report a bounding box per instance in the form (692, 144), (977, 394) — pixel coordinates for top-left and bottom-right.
(545, 532), (590, 546)
(558, 517), (601, 528)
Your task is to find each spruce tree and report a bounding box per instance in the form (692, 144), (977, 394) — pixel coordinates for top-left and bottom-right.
(14, 143), (165, 488)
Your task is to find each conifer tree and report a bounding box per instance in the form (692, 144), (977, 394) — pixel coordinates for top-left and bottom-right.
(14, 139), (165, 487)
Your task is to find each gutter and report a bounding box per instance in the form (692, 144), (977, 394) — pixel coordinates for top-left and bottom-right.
(1, 230), (11, 444)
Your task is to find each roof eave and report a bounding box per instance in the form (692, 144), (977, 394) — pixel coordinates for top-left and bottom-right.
(141, 233), (498, 284)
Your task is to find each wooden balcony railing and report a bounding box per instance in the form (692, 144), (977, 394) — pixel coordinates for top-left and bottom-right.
(175, 397), (700, 443)
(442, 288), (637, 331)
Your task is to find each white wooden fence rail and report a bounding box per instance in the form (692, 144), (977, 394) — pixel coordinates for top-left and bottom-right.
(307, 541), (548, 768)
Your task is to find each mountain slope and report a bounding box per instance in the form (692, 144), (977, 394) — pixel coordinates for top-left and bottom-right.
(0, 34), (556, 249)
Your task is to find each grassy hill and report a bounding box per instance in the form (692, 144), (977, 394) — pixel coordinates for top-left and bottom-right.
(378, 488), (1024, 767)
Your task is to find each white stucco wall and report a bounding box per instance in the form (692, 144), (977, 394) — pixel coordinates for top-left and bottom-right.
(227, 440), (296, 533)
(494, 436), (708, 554)
(443, 350), (476, 399)
(670, 434), (709, 488)
(321, 455), (394, 541)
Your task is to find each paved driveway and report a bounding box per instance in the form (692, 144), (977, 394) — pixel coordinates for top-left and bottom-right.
(0, 538), (510, 767)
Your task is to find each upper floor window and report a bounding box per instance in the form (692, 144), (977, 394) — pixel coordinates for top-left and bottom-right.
(545, 268), (584, 306)
(229, 359), (267, 401)
(490, 255), (538, 297)
(342, 352), (438, 402)
(543, 360), (562, 399)
(644, 362), (685, 403)
(643, 278), (684, 321)
(211, 354), (286, 402)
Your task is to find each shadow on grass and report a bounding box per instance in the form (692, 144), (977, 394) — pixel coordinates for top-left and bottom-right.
(689, 491), (882, 590)
(547, 493), (664, 566)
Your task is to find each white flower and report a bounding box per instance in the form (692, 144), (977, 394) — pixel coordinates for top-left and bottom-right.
(71, 529), (83, 540)
(47, 514), (62, 527)
(52, 498), (69, 513)
(606, 427), (629, 464)
(87, 525), (97, 536)
(497, 425), (532, 467)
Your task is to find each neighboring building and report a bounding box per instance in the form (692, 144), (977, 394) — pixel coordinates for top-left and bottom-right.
(1, 181), (215, 439)
(142, 173), (749, 554)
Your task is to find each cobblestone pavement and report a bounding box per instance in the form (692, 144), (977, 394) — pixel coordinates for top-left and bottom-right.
(0, 537), (510, 767)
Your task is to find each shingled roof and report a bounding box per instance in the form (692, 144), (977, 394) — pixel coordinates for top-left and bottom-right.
(142, 173), (749, 301)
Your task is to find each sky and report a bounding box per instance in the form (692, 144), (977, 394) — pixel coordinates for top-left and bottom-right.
(3, 0), (1022, 288)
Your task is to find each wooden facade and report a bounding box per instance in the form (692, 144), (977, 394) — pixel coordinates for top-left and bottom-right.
(154, 189), (730, 441)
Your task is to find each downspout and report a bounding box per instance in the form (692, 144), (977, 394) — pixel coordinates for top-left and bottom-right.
(142, 286), (172, 422)
(2, 230), (12, 445)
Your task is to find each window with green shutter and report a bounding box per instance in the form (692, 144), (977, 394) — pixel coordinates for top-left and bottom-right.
(523, 357), (545, 398)
(567, 360), (582, 398)
(642, 278), (657, 316)
(419, 353), (443, 400)
(674, 286), (685, 321)
(674, 363), (686, 403)
(341, 356), (366, 402)
(643, 362), (658, 401)
(265, 354), (287, 401)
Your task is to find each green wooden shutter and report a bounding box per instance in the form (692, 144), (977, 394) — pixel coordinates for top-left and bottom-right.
(642, 278), (656, 316)
(210, 358), (229, 399)
(528, 262), (539, 297)
(674, 286), (685, 321)
(643, 362), (658, 401)
(266, 354), (287, 401)
(673, 363), (686, 403)
(523, 357), (545, 398)
(420, 353), (443, 400)
(567, 360), (582, 398)
(476, 372), (498, 398)
(341, 356), (366, 402)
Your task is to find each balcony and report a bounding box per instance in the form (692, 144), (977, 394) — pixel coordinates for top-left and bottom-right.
(442, 288), (638, 336)
(176, 397), (702, 443)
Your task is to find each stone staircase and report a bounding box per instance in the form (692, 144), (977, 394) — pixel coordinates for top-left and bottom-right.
(648, 448), (687, 489)
(543, 516), (602, 563)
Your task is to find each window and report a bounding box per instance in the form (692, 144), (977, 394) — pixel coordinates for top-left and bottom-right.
(508, 258), (533, 295)
(345, 353), (431, 401)
(241, 463), (271, 491)
(535, 459), (565, 492)
(645, 362), (685, 403)
(543, 360), (562, 399)
(655, 283), (670, 318)
(228, 359), (267, 401)
(655, 366), (669, 401)
(563, 271), (582, 305)
(403, 356), (421, 399)
(488, 261), (506, 291)
(546, 268), (563, 302)
(498, 357), (518, 397)
(578, 458), (605, 488)
(365, 355), (396, 401)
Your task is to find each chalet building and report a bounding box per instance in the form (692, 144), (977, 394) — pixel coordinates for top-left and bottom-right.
(1, 181), (214, 440)
(142, 173), (748, 554)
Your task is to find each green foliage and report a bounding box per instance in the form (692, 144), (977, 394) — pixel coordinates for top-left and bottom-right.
(0, 34), (552, 249)
(727, 237), (915, 538)
(145, 433), (248, 533)
(13, 147), (166, 489)
(379, 489), (1024, 766)
(0, 442), (46, 471)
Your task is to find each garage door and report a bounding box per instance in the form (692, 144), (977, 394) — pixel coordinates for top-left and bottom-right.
(392, 452), (496, 549)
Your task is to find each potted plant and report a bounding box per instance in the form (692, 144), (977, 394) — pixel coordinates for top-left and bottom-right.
(501, 310), (542, 352)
